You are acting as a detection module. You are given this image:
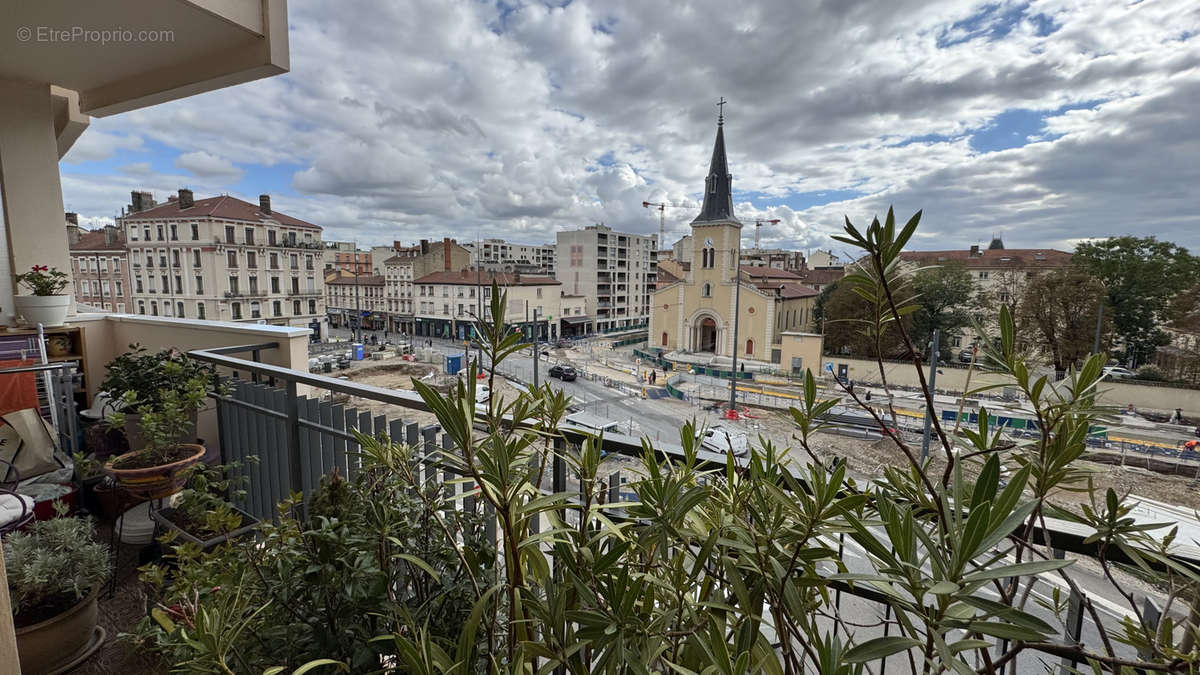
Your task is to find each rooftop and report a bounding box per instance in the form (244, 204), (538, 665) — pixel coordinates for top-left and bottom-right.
(121, 194), (321, 230)
(897, 247), (1072, 268)
(69, 228), (126, 252)
(414, 270), (560, 286)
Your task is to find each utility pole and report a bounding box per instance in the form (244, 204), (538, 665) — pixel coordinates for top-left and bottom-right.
(921, 329), (940, 462)
(353, 256), (362, 344)
(95, 254), (105, 310)
(533, 307), (540, 389)
(728, 243), (742, 417)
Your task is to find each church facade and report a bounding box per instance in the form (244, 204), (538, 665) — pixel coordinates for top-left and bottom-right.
(649, 115), (816, 363)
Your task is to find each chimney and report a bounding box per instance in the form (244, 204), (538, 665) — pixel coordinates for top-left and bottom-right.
(443, 237), (452, 271)
(178, 188), (194, 209)
(103, 224), (118, 245)
(65, 212), (78, 225)
(65, 213), (81, 245)
(259, 194), (271, 214)
(420, 239), (429, 255)
(969, 245), (980, 257)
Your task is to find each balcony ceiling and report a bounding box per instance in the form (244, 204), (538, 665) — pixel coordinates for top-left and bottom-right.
(1, 0), (288, 117)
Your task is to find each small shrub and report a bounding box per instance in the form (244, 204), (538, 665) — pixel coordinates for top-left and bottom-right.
(1136, 364), (1166, 381)
(4, 513), (108, 626)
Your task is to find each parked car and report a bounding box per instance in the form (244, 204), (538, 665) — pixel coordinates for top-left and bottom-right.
(1102, 366), (1136, 380)
(699, 425), (749, 456)
(549, 365), (577, 381)
(958, 349), (976, 364)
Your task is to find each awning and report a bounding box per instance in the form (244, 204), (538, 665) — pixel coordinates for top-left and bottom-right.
(561, 316), (592, 325)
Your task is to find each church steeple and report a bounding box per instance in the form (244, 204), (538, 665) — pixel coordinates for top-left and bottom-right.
(692, 98), (740, 226)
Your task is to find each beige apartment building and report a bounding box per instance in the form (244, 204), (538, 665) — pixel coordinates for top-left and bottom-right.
(556, 224), (657, 334)
(650, 118), (817, 364)
(326, 274), (386, 331)
(378, 238), (472, 335)
(412, 270), (562, 341)
(67, 215), (131, 313)
(896, 238), (1072, 349)
(120, 190), (326, 335)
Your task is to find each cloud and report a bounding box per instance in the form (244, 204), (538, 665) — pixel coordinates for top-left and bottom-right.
(56, 0), (1200, 253)
(174, 151), (243, 181)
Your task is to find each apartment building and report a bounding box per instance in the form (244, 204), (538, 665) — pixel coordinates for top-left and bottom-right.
(66, 214), (130, 313)
(556, 224), (657, 334)
(740, 248), (805, 271)
(464, 238), (556, 274)
(324, 241), (372, 274)
(411, 270), (561, 341)
(119, 190), (325, 335)
(378, 238), (471, 335)
(326, 274), (386, 330)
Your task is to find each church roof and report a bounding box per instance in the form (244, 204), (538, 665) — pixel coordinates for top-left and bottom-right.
(691, 115), (741, 226)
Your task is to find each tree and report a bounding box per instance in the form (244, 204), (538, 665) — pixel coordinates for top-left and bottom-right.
(1016, 268), (1109, 376)
(909, 262), (975, 361)
(818, 277), (911, 359)
(1073, 236), (1200, 366)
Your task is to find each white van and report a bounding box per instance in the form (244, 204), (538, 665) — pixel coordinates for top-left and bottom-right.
(564, 411), (620, 435)
(699, 425), (749, 456)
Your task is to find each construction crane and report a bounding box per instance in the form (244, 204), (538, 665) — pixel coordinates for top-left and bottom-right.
(642, 200), (689, 249)
(753, 219), (781, 248)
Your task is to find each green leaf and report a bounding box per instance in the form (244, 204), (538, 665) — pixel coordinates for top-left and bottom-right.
(929, 580), (961, 595)
(963, 558), (1072, 583)
(843, 636), (922, 663)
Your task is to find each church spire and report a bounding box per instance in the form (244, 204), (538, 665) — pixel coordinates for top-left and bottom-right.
(692, 98), (741, 226)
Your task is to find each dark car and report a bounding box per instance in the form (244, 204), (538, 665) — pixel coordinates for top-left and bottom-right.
(549, 365), (577, 381)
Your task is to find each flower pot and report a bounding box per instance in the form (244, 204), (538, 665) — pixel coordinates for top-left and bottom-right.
(15, 590), (100, 674)
(122, 410), (197, 454)
(152, 504), (260, 551)
(105, 443), (206, 500)
(13, 294), (70, 328)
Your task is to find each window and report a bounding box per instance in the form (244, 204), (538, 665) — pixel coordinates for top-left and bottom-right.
(115, 280), (123, 296)
(175, 276), (182, 294)
(247, 252), (257, 269)
(176, 301), (184, 318)
(250, 302), (261, 319)
(99, 257), (108, 273)
(170, 224), (178, 241)
(702, 282), (711, 297)
(160, 253), (167, 268)
(138, 301), (146, 315)
(271, 277), (280, 293)
(113, 257), (121, 272)
(193, 250), (202, 267)
(117, 303), (125, 313)
(269, 252), (278, 269)
(978, 271), (989, 280)
(156, 225), (164, 241)
(161, 275), (169, 292)
(197, 303), (205, 320)
(151, 300), (159, 316)
(191, 223), (199, 240)
(536, 288), (542, 298)
(249, 276), (259, 294)
(229, 276), (239, 294)
(245, 227), (255, 245)
(291, 277), (299, 294)
(273, 300), (282, 316)
(195, 276), (204, 294)
(308, 300), (316, 315)
(227, 251), (238, 268)
(231, 302), (242, 320)
(143, 227), (151, 241)
(662, 332), (668, 346)
(305, 255), (313, 270)
(293, 300), (301, 315)
(745, 339), (754, 356)
(443, 303), (449, 315)
(135, 278), (144, 293)
(268, 230), (276, 246)
(225, 226), (235, 243)
(146, 253), (154, 268)
(172, 250), (180, 267)
(101, 280), (110, 295)
(791, 357), (803, 376)
(130, 227), (139, 241)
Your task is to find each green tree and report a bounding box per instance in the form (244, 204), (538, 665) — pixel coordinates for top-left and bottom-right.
(1073, 236), (1200, 366)
(818, 278), (911, 358)
(1016, 268), (1110, 376)
(910, 262), (975, 361)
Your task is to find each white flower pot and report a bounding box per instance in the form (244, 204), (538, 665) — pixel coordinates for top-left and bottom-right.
(14, 294), (70, 328)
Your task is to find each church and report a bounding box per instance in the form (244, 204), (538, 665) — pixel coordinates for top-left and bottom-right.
(650, 110), (818, 364)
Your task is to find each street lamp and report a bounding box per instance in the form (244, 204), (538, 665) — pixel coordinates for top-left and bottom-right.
(727, 242), (742, 418)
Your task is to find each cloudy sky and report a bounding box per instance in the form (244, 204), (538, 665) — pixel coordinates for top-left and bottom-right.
(61, 0), (1200, 254)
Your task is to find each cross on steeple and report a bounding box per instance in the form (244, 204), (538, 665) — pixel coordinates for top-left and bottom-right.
(717, 97), (726, 125)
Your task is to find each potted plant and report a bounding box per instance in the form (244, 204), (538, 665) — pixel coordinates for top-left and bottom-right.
(5, 510), (109, 673)
(151, 461), (258, 552)
(105, 378), (209, 499)
(100, 345), (217, 449)
(13, 264), (71, 327)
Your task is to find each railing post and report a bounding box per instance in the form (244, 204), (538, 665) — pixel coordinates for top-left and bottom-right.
(1058, 588), (1085, 675)
(285, 380), (302, 496)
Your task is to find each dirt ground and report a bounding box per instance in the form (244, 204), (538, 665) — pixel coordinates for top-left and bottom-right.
(338, 363), (524, 430)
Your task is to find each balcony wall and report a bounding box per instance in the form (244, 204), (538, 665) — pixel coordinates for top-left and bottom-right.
(70, 313), (312, 454)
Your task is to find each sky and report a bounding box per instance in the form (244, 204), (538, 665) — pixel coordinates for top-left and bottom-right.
(60, 0), (1200, 255)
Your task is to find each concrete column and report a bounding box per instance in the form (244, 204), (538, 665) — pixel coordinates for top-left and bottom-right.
(0, 79), (75, 323)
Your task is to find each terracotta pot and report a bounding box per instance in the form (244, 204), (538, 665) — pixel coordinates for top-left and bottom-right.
(46, 333), (73, 357)
(13, 294), (70, 328)
(15, 590), (99, 674)
(105, 443), (206, 500)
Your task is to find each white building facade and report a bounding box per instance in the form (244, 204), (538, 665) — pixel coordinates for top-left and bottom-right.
(556, 224), (657, 333)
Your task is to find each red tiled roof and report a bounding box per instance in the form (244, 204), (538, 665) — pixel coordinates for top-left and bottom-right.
(776, 282), (820, 299)
(414, 270), (560, 286)
(121, 195), (320, 230)
(897, 248), (1072, 268)
(656, 267), (683, 284)
(740, 264), (801, 279)
(69, 229), (126, 251)
(797, 267), (844, 286)
(327, 274), (384, 286)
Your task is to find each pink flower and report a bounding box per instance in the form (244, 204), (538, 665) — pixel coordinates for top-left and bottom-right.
(31, 265), (48, 272)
